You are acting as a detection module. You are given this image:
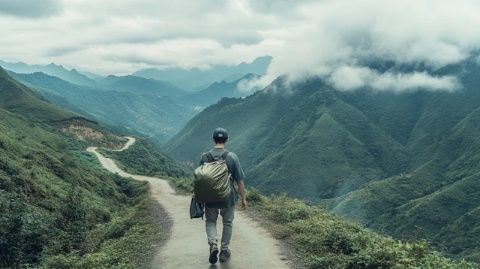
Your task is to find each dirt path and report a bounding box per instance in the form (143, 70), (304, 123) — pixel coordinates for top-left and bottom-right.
(113, 136), (136, 151)
(87, 140), (290, 269)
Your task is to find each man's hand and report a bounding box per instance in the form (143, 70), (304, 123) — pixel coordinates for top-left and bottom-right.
(241, 198), (248, 210)
(238, 180), (248, 210)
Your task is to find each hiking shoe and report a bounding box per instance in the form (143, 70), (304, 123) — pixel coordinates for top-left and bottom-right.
(209, 244), (219, 264)
(219, 249), (231, 263)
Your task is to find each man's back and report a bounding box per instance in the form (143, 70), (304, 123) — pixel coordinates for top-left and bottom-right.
(200, 148), (245, 209)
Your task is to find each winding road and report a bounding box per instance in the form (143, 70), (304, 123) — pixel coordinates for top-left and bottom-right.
(87, 137), (290, 269)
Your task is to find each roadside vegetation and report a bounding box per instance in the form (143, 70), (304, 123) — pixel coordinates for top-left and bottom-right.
(40, 194), (164, 269)
(246, 189), (479, 269)
(0, 115), (165, 269)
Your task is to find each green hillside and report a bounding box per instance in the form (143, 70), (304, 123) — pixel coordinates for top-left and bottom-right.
(0, 67), (165, 268)
(164, 60), (480, 261)
(9, 71), (195, 144)
(0, 67), (76, 121)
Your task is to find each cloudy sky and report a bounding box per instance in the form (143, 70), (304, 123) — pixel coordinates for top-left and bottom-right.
(1, 0), (480, 91)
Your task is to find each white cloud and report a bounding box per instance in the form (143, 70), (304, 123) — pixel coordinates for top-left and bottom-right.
(329, 66), (372, 91)
(240, 0), (480, 92)
(0, 0), (479, 92)
(329, 66), (460, 92)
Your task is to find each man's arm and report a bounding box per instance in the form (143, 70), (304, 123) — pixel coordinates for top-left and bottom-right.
(237, 180), (248, 210)
(228, 152), (247, 209)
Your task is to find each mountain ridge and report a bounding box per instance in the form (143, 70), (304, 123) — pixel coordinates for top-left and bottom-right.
(164, 60), (480, 261)
(96, 74), (187, 97)
(133, 56), (272, 90)
(0, 60), (96, 86)
(8, 70), (195, 144)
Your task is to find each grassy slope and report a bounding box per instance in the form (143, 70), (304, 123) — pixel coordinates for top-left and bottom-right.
(0, 68), (76, 122)
(247, 190), (478, 269)
(0, 67), (165, 268)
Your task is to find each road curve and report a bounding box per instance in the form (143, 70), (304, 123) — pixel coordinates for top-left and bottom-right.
(113, 136), (136, 151)
(87, 140), (290, 269)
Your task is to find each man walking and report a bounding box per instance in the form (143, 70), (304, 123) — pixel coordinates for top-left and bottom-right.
(198, 127), (248, 264)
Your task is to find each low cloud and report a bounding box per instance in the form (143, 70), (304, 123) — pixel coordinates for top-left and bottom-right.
(240, 0), (480, 92)
(329, 66), (460, 92)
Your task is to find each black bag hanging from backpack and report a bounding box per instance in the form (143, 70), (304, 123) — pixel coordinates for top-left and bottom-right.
(190, 196), (205, 219)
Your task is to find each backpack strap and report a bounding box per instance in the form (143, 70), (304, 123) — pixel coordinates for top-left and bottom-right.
(205, 150), (229, 162)
(221, 150), (230, 160)
(220, 151), (234, 185)
(205, 152), (214, 163)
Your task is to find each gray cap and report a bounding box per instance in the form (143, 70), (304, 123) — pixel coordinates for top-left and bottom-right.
(213, 127), (229, 139)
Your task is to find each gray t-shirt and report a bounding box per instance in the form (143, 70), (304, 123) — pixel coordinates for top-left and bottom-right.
(199, 148), (245, 209)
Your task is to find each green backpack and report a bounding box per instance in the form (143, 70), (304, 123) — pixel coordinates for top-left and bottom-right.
(194, 151), (231, 203)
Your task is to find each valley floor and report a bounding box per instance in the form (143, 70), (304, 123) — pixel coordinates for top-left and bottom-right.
(87, 142), (290, 268)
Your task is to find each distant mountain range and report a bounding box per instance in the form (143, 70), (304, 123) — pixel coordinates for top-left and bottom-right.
(133, 56), (271, 90)
(176, 73), (260, 108)
(165, 59), (480, 262)
(9, 71), (194, 144)
(0, 60), (96, 86)
(0, 56), (271, 91)
(96, 75), (187, 97)
(3, 58), (264, 144)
